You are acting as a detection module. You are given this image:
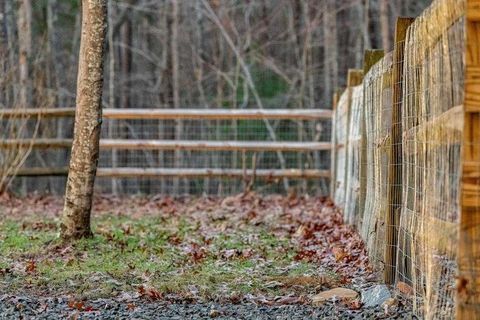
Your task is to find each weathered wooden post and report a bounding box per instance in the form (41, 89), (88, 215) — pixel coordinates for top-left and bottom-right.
(458, 0), (480, 317)
(330, 91), (340, 200)
(385, 17), (414, 284)
(341, 70), (363, 209)
(359, 50), (385, 226)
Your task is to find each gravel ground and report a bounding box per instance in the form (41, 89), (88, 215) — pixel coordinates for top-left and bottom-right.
(0, 295), (415, 320)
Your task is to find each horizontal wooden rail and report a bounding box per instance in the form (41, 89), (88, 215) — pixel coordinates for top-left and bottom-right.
(0, 139), (331, 152)
(13, 167), (330, 179)
(0, 108), (332, 120)
(403, 105), (463, 146)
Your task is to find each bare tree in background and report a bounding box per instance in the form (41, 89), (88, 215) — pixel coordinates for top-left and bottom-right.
(17, 0), (32, 109)
(323, 0), (338, 108)
(379, 0), (390, 50)
(61, 0), (107, 240)
(0, 0), (433, 196)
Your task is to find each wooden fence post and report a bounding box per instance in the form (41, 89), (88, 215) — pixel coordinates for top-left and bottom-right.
(347, 69), (364, 89)
(359, 50), (385, 225)
(330, 91), (340, 200)
(458, 1), (480, 317)
(385, 17), (414, 285)
(342, 70), (363, 209)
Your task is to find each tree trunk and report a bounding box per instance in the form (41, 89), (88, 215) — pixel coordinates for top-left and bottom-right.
(61, 0), (107, 240)
(323, 0), (337, 107)
(379, 0), (390, 50)
(171, 0), (181, 194)
(0, 0), (6, 105)
(17, 0), (32, 194)
(363, 0), (371, 50)
(107, 0), (118, 194)
(17, 0), (31, 109)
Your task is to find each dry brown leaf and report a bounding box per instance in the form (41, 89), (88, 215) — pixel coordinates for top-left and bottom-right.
(397, 281), (414, 296)
(25, 260), (36, 273)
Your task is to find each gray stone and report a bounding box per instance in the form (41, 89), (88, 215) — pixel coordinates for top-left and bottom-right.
(361, 285), (391, 308)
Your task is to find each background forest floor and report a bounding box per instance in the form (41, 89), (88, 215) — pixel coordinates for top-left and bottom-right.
(0, 193), (411, 319)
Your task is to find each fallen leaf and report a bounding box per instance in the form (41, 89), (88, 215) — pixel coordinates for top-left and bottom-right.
(275, 296), (304, 305)
(184, 242), (207, 263)
(397, 281), (414, 296)
(138, 285), (163, 300)
(332, 247), (347, 261)
(68, 301), (84, 311)
(84, 306), (95, 312)
(349, 299), (362, 310)
(312, 288), (358, 305)
(25, 260), (36, 273)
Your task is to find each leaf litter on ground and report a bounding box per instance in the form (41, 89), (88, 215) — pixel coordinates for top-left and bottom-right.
(0, 191), (375, 308)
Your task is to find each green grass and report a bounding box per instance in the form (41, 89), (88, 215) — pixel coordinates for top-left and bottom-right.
(0, 214), (331, 300)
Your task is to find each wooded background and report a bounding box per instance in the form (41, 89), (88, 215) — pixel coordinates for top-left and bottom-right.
(0, 0), (432, 195)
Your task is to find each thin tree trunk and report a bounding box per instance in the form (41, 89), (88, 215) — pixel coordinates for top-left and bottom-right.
(192, 1), (210, 193)
(17, 0), (32, 194)
(379, 0), (390, 50)
(323, 0), (337, 107)
(157, 6), (168, 194)
(120, 9), (132, 110)
(201, 0), (290, 191)
(61, 0), (107, 240)
(17, 0), (31, 109)
(108, 0), (118, 194)
(363, 0), (371, 49)
(4, 0), (15, 107)
(45, 0), (62, 193)
(119, 2), (133, 193)
(171, 0), (181, 194)
(0, 0), (6, 105)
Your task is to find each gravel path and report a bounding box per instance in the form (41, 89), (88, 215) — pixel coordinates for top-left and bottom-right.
(0, 295), (415, 320)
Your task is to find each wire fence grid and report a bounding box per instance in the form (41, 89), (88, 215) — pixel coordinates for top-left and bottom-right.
(332, 0), (469, 317)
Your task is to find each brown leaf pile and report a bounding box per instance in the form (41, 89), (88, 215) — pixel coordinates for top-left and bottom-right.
(1, 191), (373, 302)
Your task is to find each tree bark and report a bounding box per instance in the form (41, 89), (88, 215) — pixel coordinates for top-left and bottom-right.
(17, 0), (31, 109)
(171, 0), (181, 194)
(61, 0), (107, 240)
(107, 0), (118, 194)
(323, 0), (337, 107)
(379, 0), (390, 50)
(0, 0), (6, 105)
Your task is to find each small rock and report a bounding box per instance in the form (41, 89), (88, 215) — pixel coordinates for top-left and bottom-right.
(361, 285), (391, 307)
(382, 298), (398, 315)
(312, 288), (358, 305)
(209, 308), (220, 318)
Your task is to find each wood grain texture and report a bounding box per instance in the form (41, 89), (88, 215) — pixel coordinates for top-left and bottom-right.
(10, 167), (330, 179)
(359, 50), (385, 230)
(458, 2), (480, 317)
(385, 17), (414, 285)
(0, 108), (333, 120)
(0, 139), (332, 152)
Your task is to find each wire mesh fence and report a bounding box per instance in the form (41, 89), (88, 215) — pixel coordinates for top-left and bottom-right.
(333, 91), (349, 207)
(361, 52), (393, 271)
(331, 0), (474, 317)
(1, 109), (331, 196)
(397, 1), (465, 317)
(343, 85), (364, 226)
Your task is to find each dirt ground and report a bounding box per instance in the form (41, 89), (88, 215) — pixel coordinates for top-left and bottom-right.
(0, 192), (412, 319)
